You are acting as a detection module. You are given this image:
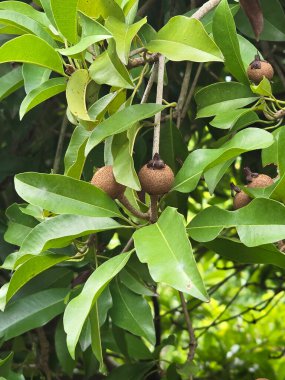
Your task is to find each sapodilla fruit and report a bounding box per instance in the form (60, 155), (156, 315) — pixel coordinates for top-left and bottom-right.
(91, 165), (125, 199)
(247, 54), (274, 84)
(138, 153), (174, 195)
(233, 190), (251, 210)
(247, 174), (274, 188)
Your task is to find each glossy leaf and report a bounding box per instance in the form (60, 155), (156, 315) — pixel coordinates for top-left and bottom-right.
(0, 1), (49, 26)
(58, 34), (112, 56)
(51, 0), (78, 43)
(204, 159), (235, 194)
(0, 34), (64, 75)
(195, 82), (257, 118)
(251, 76), (272, 97)
(0, 288), (68, 340)
(63, 251), (132, 358)
(110, 281), (155, 344)
(5, 254), (69, 304)
(55, 319), (75, 376)
(88, 92), (118, 121)
(105, 363), (154, 380)
(0, 67), (23, 101)
(188, 198), (285, 247)
(15, 172), (122, 218)
(210, 109), (258, 130)
(212, 0), (248, 83)
(173, 128), (273, 193)
(66, 69), (91, 121)
(64, 125), (91, 179)
(133, 207), (208, 301)
(20, 77), (67, 119)
(112, 125), (141, 190)
(89, 40), (134, 89)
(105, 16), (147, 64)
(78, 0), (125, 21)
(89, 304), (106, 374)
(0, 9), (56, 46)
(85, 103), (167, 155)
(147, 16), (223, 62)
(22, 63), (51, 94)
(19, 215), (123, 255)
(205, 237), (285, 269)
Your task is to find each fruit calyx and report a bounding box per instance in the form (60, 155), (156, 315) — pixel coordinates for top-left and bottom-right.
(244, 167), (259, 183)
(249, 54), (262, 69)
(147, 153), (166, 170)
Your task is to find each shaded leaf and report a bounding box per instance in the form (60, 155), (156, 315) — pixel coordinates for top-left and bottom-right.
(262, 126), (285, 176)
(55, 319), (75, 376)
(22, 63), (51, 94)
(0, 66), (23, 101)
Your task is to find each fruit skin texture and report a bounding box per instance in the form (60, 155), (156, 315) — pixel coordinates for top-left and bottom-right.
(247, 60), (274, 84)
(233, 190), (251, 210)
(91, 165), (125, 199)
(247, 174), (274, 188)
(138, 164), (174, 195)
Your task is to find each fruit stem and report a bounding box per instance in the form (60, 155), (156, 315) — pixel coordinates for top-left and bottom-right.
(152, 54), (165, 157)
(117, 194), (150, 221)
(244, 167), (259, 182)
(149, 195), (159, 223)
(230, 182), (241, 197)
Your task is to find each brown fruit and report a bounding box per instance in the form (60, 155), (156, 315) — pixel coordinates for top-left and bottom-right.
(233, 190), (252, 210)
(91, 165), (125, 199)
(247, 174), (274, 188)
(247, 55), (274, 84)
(138, 155), (174, 195)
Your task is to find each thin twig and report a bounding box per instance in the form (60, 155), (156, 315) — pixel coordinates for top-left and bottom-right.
(176, 62), (193, 129)
(36, 328), (51, 380)
(181, 63), (203, 120)
(117, 194), (150, 220)
(191, 0), (221, 19)
(149, 195), (159, 223)
(152, 54), (165, 156)
(179, 291), (197, 362)
(53, 113), (68, 174)
(141, 63), (159, 104)
(128, 53), (159, 69)
(122, 237), (134, 253)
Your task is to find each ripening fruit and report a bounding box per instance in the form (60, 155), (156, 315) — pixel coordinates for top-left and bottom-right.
(247, 174), (274, 188)
(247, 54), (274, 84)
(233, 190), (251, 210)
(91, 165), (125, 199)
(138, 154), (174, 195)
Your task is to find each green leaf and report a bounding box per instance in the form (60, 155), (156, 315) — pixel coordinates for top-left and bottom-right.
(22, 63), (51, 94)
(88, 92), (118, 121)
(15, 172), (122, 218)
(195, 82), (257, 118)
(105, 16), (146, 64)
(0, 288), (68, 340)
(262, 126), (285, 176)
(173, 128), (273, 193)
(63, 251), (132, 359)
(236, 0), (285, 41)
(89, 40), (134, 89)
(0, 1), (49, 26)
(85, 103), (167, 155)
(0, 67), (23, 101)
(20, 77), (67, 119)
(78, 0), (125, 21)
(55, 319), (75, 376)
(105, 363), (154, 380)
(110, 281), (155, 344)
(64, 125), (91, 179)
(66, 69), (91, 121)
(89, 304), (107, 374)
(146, 16), (223, 62)
(112, 125), (141, 191)
(4, 203), (38, 246)
(51, 0), (78, 43)
(0, 352), (13, 378)
(251, 77), (272, 97)
(58, 34), (112, 57)
(238, 34), (263, 71)
(212, 0), (248, 83)
(210, 109), (259, 130)
(204, 158), (235, 194)
(133, 207), (208, 301)
(5, 254), (69, 304)
(0, 34), (64, 75)
(188, 198), (285, 247)
(19, 215), (123, 255)
(205, 237), (285, 269)
(0, 9), (56, 46)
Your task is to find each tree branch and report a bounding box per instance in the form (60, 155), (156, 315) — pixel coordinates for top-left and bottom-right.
(117, 194), (150, 220)
(53, 113), (68, 174)
(179, 291), (197, 362)
(152, 54), (165, 156)
(128, 53), (159, 69)
(191, 0), (221, 19)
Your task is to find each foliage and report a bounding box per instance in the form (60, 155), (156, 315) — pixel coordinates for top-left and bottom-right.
(0, 0), (285, 379)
